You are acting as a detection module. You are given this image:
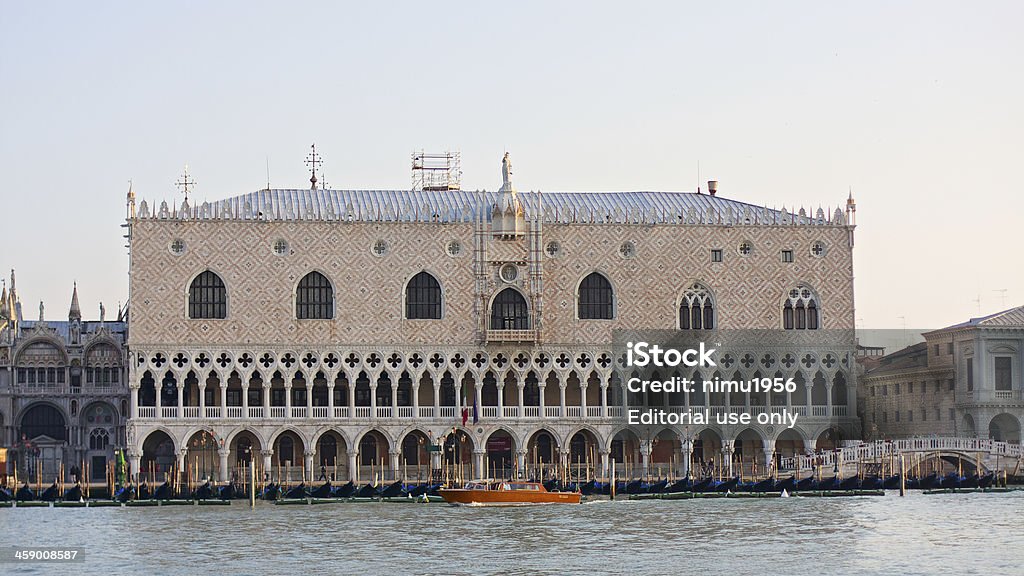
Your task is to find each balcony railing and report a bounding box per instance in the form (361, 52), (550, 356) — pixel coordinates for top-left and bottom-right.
(565, 406), (582, 418)
(832, 405), (847, 417)
(138, 407), (156, 418)
(418, 407), (435, 418)
(354, 407), (371, 418)
(333, 407), (349, 419)
(502, 406), (519, 418)
(312, 407), (329, 419)
(481, 406), (499, 418)
(544, 406), (561, 418)
(523, 407), (540, 418)
(183, 407), (200, 418)
(227, 407), (244, 418)
(375, 407), (392, 418)
(205, 407), (222, 418)
(269, 407), (286, 418)
(396, 407), (414, 418)
(248, 407), (264, 419)
(161, 407), (178, 419)
(485, 329), (538, 343)
(607, 406), (623, 418)
(438, 407), (456, 419)
(586, 406), (602, 418)
(811, 406), (828, 417)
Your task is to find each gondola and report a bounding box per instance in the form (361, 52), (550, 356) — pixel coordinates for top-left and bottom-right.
(40, 482), (60, 502)
(63, 483), (84, 502)
(15, 484), (35, 501)
(283, 483), (309, 499)
(713, 477), (740, 492)
(664, 478), (692, 493)
(260, 483), (281, 500)
(690, 477), (714, 493)
(750, 478), (776, 493)
(917, 472), (940, 490)
(814, 476), (839, 491)
(978, 472), (996, 489)
(192, 481), (214, 500)
(578, 479), (598, 496)
(378, 480), (404, 498)
(0, 486), (13, 501)
(860, 476), (883, 490)
(838, 476), (862, 491)
(543, 479), (561, 492)
(795, 476), (817, 492)
(354, 483), (377, 498)
(332, 481), (356, 498)
(153, 482), (174, 500)
(882, 474), (901, 490)
(137, 482), (152, 500)
(646, 479), (669, 494)
(958, 474), (980, 489)
(775, 476), (797, 493)
(115, 484), (136, 502)
(218, 484), (236, 500)
(624, 479), (645, 494)
(310, 482), (332, 498)
(939, 472), (962, 489)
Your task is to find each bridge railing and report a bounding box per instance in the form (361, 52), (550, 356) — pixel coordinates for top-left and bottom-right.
(780, 436), (1022, 471)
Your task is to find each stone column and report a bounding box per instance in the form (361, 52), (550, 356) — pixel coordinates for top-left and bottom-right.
(128, 451), (142, 483)
(640, 441), (651, 479)
(389, 450), (400, 481)
(156, 381), (163, 412)
(538, 384), (546, 418)
(284, 383), (292, 418)
(517, 377), (525, 415)
(762, 440), (776, 475)
(306, 374), (314, 414)
(304, 450), (315, 484)
(515, 449), (527, 479)
(722, 444), (734, 478)
(473, 450), (485, 479)
(599, 450), (609, 479)
(369, 383), (377, 418)
(580, 383), (588, 418)
(176, 449), (187, 484)
(680, 436), (693, 478)
(176, 373), (184, 414)
(241, 383), (249, 412)
(130, 384), (139, 419)
(198, 383), (206, 414)
(558, 382), (566, 417)
(327, 383), (335, 416)
(430, 448), (442, 474)
(600, 379), (608, 418)
(347, 451), (359, 482)
(496, 384), (504, 416)
(218, 448), (230, 483)
(220, 382), (228, 416)
(261, 450), (273, 482)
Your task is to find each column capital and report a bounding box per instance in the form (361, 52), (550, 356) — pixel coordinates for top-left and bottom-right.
(261, 449), (274, 457)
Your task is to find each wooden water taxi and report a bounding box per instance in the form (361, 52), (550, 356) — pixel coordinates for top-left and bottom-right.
(439, 481), (581, 505)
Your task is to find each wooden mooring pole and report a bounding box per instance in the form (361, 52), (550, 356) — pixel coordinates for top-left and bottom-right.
(899, 454), (906, 497)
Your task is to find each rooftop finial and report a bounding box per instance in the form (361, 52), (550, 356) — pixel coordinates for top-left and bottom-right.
(175, 165), (196, 204)
(69, 282), (81, 321)
(305, 143), (322, 190)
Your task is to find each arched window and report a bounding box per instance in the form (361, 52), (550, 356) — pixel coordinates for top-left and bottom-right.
(578, 272), (614, 320)
(783, 285), (819, 330)
(19, 404), (67, 441)
(89, 428), (110, 450)
(296, 271), (334, 319)
(490, 288), (529, 330)
(680, 283), (714, 330)
(405, 272), (442, 320)
(188, 271), (227, 319)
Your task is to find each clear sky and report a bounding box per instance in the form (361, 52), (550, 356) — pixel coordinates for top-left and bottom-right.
(1, 1), (1021, 329)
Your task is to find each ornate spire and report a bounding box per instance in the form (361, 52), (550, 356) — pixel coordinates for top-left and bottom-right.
(69, 282), (81, 321)
(1, 280), (8, 318)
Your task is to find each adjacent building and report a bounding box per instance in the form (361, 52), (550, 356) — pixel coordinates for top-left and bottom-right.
(0, 271), (129, 483)
(861, 306), (1023, 443)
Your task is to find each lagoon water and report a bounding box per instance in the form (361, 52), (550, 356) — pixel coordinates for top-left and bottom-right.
(1, 492), (1021, 576)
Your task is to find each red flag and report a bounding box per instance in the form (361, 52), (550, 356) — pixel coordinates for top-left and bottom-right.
(461, 406), (469, 426)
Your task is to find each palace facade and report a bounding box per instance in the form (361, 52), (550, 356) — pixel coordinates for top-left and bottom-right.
(125, 155), (859, 483)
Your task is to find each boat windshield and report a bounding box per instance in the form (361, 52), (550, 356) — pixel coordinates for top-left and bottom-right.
(496, 483), (541, 491)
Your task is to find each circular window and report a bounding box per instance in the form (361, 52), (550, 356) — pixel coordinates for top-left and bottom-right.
(811, 241), (826, 257)
(499, 264), (519, 283)
(273, 239), (289, 256)
(170, 239), (186, 255)
(738, 241), (753, 256)
(446, 240), (462, 257)
(372, 239), (389, 257)
(619, 241), (636, 259)
(545, 241), (560, 257)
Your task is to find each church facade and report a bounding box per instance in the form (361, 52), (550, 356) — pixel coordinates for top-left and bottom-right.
(0, 272), (129, 483)
(125, 155), (859, 483)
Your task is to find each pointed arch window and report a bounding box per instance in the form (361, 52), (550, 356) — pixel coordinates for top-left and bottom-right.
(405, 272), (442, 319)
(578, 272), (614, 320)
(680, 283), (714, 330)
(783, 285), (819, 330)
(188, 271), (227, 319)
(296, 271), (334, 320)
(490, 288), (529, 330)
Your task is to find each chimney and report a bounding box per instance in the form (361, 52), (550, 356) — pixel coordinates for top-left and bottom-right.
(707, 180), (718, 197)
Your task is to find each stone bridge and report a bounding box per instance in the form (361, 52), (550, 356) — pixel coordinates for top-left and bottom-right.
(782, 436), (1023, 476)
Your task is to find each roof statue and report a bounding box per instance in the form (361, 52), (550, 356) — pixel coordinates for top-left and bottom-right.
(500, 152), (514, 192)
(39, 300), (44, 322)
(100, 302), (106, 323)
